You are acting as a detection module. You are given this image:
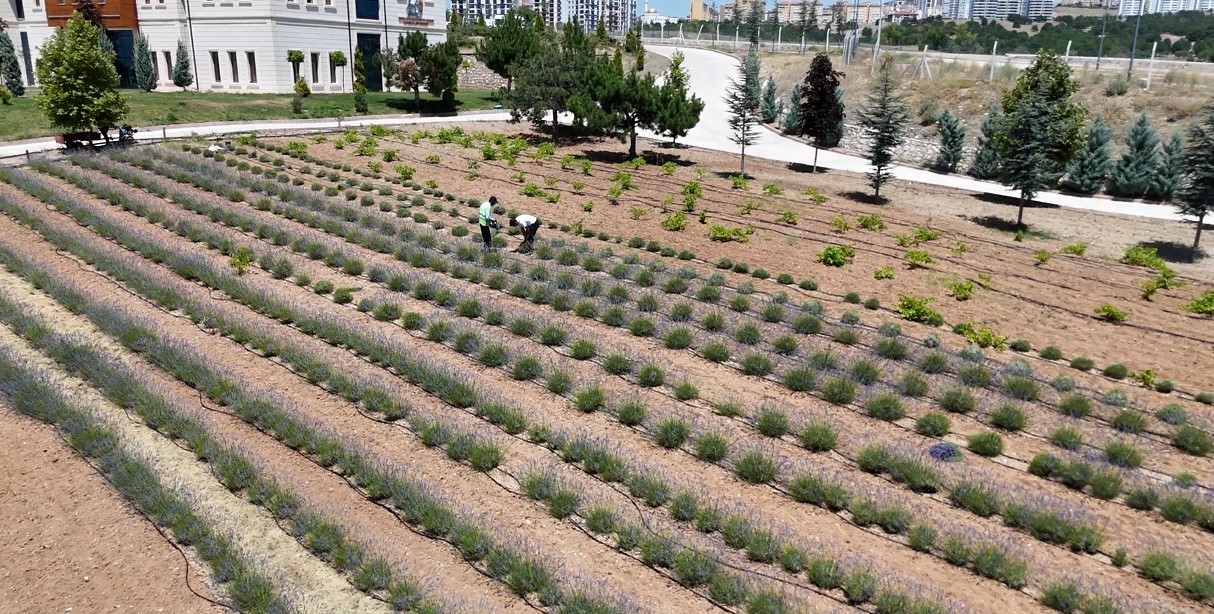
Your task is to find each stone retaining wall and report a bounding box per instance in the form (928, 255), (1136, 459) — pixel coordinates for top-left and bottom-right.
(456, 54), (509, 91)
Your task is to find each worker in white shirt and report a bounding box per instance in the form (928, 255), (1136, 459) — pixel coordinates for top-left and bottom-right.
(509, 213), (541, 253)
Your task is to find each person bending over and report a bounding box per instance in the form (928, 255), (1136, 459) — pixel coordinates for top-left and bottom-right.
(478, 196), (498, 249)
(510, 213), (541, 253)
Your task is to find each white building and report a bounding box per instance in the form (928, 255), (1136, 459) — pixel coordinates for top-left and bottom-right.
(1, 0), (447, 94)
(639, 7), (680, 24)
(1119, 0), (1214, 15)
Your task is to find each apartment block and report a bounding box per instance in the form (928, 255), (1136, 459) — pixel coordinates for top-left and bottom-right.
(1119, 0), (1214, 15)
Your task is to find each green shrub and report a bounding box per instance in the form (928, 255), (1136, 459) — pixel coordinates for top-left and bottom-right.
(1069, 356), (1095, 371)
(1088, 471), (1123, 500)
(740, 354), (774, 377)
(915, 413), (950, 437)
(636, 363), (665, 387)
(1173, 425), (1213, 456)
(1056, 461), (1094, 491)
(1047, 429), (1085, 455)
(865, 394), (906, 421)
(897, 372), (929, 397)
(968, 432), (1004, 457)
(755, 407), (790, 437)
(950, 481), (1001, 517)
(799, 421), (837, 452)
(1027, 453), (1061, 477)
(990, 404), (1028, 431)
(821, 378), (856, 405)
(1040, 581), (1082, 613)
(1057, 394), (1091, 418)
(734, 450), (778, 484)
(1103, 363), (1129, 379)
(701, 342), (730, 363)
(1002, 376), (1039, 401)
(694, 433), (729, 462)
(939, 388), (977, 413)
(1104, 440), (1143, 468)
(957, 364), (992, 387)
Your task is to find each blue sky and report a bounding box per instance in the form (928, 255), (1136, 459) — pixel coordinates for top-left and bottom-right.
(641, 0), (842, 19)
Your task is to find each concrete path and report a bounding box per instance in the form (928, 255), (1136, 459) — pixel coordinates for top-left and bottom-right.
(643, 45), (1186, 222)
(0, 51), (1188, 223)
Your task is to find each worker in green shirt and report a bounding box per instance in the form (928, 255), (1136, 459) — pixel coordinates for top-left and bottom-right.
(478, 196), (498, 249)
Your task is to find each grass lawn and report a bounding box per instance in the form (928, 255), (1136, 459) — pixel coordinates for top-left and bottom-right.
(0, 89), (503, 142)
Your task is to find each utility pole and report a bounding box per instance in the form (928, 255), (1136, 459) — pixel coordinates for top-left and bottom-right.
(1095, 9), (1108, 72)
(1128, 0), (1145, 79)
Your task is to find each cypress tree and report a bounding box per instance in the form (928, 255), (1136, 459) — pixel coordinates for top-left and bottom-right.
(172, 40), (193, 90)
(1108, 113), (1160, 199)
(724, 50), (762, 175)
(781, 83), (804, 134)
(760, 76), (780, 123)
(1180, 104), (1214, 249)
(999, 83), (1060, 227)
(1149, 130), (1184, 202)
(0, 30), (23, 97)
(1060, 116), (1112, 194)
(354, 47), (368, 113)
(744, 50), (761, 104)
(654, 51), (703, 146)
(933, 110), (965, 173)
(800, 53), (844, 172)
(967, 107), (1001, 180)
(857, 70), (910, 198)
(134, 33), (156, 92)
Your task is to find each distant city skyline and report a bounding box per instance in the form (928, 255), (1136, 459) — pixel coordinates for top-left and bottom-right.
(638, 0), (852, 20)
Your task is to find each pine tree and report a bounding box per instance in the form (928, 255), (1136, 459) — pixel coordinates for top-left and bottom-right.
(997, 50), (1085, 169)
(353, 47), (368, 113)
(760, 76), (780, 123)
(134, 33), (156, 92)
(1060, 116), (1112, 194)
(172, 40), (193, 90)
(746, 3), (764, 48)
(999, 83), (1060, 227)
(35, 13), (128, 134)
(0, 31), (23, 97)
(800, 53), (844, 172)
(654, 51), (703, 146)
(596, 19), (608, 43)
(744, 50), (761, 104)
(857, 70), (909, 198)
(420, 40), (461, 109)
(1108, 112), (1160, 199)
(724, 49), (762, 175)
(1180, 104), (1214, 249)
(781, 83), (804, 134)
(933, 110), (965, 173)
(1149, 130), (1184, 202)
(967, 107), (1001, 180)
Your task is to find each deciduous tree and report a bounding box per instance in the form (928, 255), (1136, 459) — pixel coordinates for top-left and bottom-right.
(933, 110), (965, 173)
(857, 70), (909, 198)
(172, 40), (193, 90)
(968, 107), (1001, 180)
(800, 53), (844, 172)
(725, 50), (762, 175)
(1060, 116), (1112, 194)
(1108, 112), (1160, 199)
(475, 8), (545, 91)
(134, 33), (156, 92)
(1180, 103), (1214, 249)
(0, 30), (23, 96)
(999, 83), (1061, 226)
(35, 13), (128, 134)
(508, 22), (593, 142)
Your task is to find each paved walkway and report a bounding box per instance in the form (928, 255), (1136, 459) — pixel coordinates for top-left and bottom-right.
(0, 53), (1187, 223)
(642, 45), (1186, 222)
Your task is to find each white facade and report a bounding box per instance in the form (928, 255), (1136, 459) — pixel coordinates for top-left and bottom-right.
(1, 0), (56, 91)
(1119, 0), (1214, 14)
(1, 0), (448, 93)
(557, 0), (633, 33)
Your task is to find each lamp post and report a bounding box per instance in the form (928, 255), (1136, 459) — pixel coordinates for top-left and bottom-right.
(1095, 8), (1107, 72)
(1128, 0), (1145, 79)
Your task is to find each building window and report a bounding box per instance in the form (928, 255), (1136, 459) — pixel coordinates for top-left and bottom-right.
(247, 52), (258, 83)
(210, 51), (221, 82)
(163, 51), (172, 78)
(15, 0), (25, 18)
(311, 53), (319, 83)
(329, 57), (337, 83)
(229, 51), (239, 82)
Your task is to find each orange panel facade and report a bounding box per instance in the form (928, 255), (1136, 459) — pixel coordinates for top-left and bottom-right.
(46, 0), (140, 30)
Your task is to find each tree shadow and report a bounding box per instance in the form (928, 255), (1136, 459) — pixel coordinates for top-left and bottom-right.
(382, 97), (462, 115)
(972, 192), (1061, 210)
(1136, 240), (1207, 263)
(963, 215), (1056, 239)
(582, 149), (641, 165)
(713, 170), (750, 180)
(842, 190), (889, 205)
(786, 162), (829, 174)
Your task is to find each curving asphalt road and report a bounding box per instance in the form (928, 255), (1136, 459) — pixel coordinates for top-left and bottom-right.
(642, 45), (1186, 222)
(0, 47), (1188, 223)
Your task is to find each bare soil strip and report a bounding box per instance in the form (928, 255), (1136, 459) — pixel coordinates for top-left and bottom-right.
(0, 318), (385, 613)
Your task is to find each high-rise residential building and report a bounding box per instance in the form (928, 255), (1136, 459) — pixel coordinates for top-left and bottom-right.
(941, 0), (971, 18)
(690, 0), (721, 20)
(1020, 0), (1054, 18)
(968, 0), (1054, 18)
(770, 0), (828, 25)
(0, 0), (446, 94)
(720, 0), (763, 22)
(1119, 0), (1214, 15)
(558, 0), (634, 32)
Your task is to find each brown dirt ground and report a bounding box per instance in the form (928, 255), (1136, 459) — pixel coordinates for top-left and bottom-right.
(37, 143), (1204, 609)
(0, 406), (227, 614)
(288, 122), (1214, 396)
